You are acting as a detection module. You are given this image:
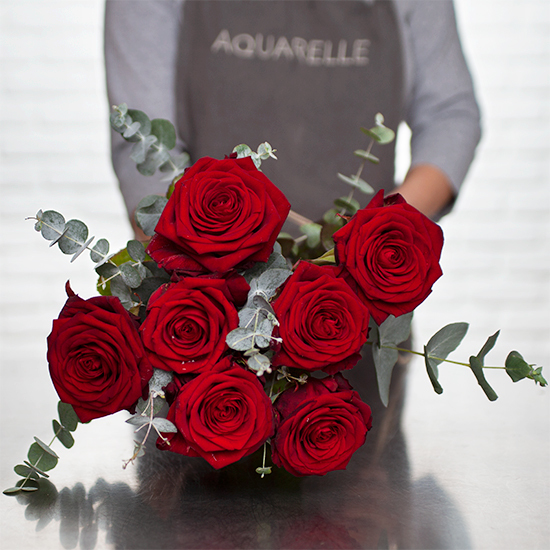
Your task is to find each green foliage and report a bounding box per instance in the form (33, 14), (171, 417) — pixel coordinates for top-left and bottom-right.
(3, 401), (79, 496)
(369, 313), (414, 407)
(505, 351), (547, 386)
(226, 247), (292, 375)
(337, 173), (374, 194)
(110, 104), (189, 180)
(361, 113), (396, 145)
(94, 240), (169, 314)
(468, 332), (500, 401)
(135, 194), (168, 236)
(31, 210), (112, 266)
(423, 322), (469, 394)
(232, 141), (277, 169)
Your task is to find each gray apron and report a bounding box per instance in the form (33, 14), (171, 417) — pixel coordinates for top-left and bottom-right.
(176, 0), (404, 225)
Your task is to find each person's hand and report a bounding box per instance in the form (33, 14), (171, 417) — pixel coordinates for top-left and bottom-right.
(394, 163), (454, 219)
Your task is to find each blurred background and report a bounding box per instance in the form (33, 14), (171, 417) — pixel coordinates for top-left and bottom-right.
(1, 1), (548, 548)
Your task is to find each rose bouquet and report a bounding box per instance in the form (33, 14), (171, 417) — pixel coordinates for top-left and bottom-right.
(4, 107), (546, 496)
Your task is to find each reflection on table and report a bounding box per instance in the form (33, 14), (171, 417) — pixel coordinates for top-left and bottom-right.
(7, 359), (473, 550)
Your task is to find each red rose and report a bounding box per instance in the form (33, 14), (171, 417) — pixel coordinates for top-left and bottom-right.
(157, 358), (275, 469)
(272, 262), (370, 374)
(271, 375), (372, 476)
(333, 191), (443, 325)
(139, 278), (239, 374)
(147, 157), (291, 274)
(47, 283), (153, 423)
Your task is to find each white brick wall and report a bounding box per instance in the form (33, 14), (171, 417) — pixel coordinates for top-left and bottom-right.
(0, 1), (548, 548)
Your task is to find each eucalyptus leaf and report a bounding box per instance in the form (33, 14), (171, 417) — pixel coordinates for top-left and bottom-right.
(251, 294), (275, 316)
(254, 318), (275, 349)
(58, 219), (88, 255)
(150, 118), (176, 149)
(361, 124), (395, 145)
(239, 307), (263, 329)
(126, 240), (146, 262)
(49, 226), (69, 248)
(354, 150), (379, 164)
(135, 195), (168, 236)
(137, 147), (170, 176)
(52, 420), (74, 449)
(130, 135), (157, 164)
(248, 352), (272, 375)
(378, 313), (413, 347)
(333, 196), (360, 215)
(372, 343), (399, 408)
(123, 121), (141, 140)
(119, 262), (142, 288)
(127, 109), (152, 139)
(149, 368), (174, 394)
(136, 396), (165, 416)
(39, 210), (65, 241)
(110, 111), (126, 133)
(95, 262), (119, 280)
(232, 144), (253, 158)
(469, 356), (498, 401)
(226, 327), (256, 351)
(70, 236), (95, 263)
(14, 464), (40, 480)
(505, 351), (532, 383)
(424, 322), (469, 375)
(90, 238), (110, 264)
(300, 222), (322, 248)
(27, 443), (58, 472)
(424, 346), (444, 394)
(133, 276), (166, 305)
(323, 208), (341, 224)
(58, 402), (78, 432)
(152, 418), (178, 433)
(34, 209), (43, 231)
(126, 415), (150, 428)
(17, 480), (39, 492)
(370, 313), (413, 407)
(320, 223), (342, 251)
(337, 173), (374, 194)
(23, 460), (49, 478)
(3, 487), (23, 496)
(243, 246), (288, 283)
(477, 331), (500, 362)
(110, 277), (134, 308)
(255, 268), (292, 299)
(160, 151), (190, 173)
(257, 141), (277, 160)
(33, 437), (59, 459)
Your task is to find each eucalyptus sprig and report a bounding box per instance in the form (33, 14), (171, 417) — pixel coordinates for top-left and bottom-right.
(226, 244), (292, 376)
(4, 402), (79, 496)
(29, 209), (170, 314)
(110, 103), (190, 180)
(124, 369), (176, 468)
(284, 113), (396, 261)
(368, 315), (547, 406)
(29, 209), (112, 265)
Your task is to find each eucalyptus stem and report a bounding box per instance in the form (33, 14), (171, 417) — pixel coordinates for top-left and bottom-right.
(113, 105), (179, 173)
(373, 342), (506, 370)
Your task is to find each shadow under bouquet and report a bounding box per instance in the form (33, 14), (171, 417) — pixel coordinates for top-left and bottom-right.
(5, 107), (546, 495)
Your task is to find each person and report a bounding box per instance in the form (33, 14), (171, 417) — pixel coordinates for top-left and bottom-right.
(104, 0), (481, 227)
(103, 0), (481, 466)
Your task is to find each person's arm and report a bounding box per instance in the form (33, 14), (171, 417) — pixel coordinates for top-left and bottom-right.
(104, 0), (186, 223)
(393, 0), (482, 218)
(396, 163), (454, 219)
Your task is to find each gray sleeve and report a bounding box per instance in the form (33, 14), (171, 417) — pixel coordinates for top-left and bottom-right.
(396, 0), (482, 194)
(104, 0), (186, 218)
